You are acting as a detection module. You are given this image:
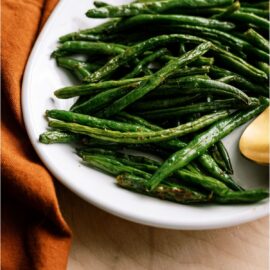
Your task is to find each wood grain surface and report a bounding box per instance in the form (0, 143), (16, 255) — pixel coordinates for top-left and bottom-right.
(55, 182), (269, 270)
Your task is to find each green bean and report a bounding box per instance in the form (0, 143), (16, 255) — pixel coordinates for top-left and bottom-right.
(80, 149), (160, 173)
(82, 154), (151, 178)
(239, 7), (269, 19)
(98, 42), (212, 117)
(191, 57), (214, 67)
(226, 11), (270, 31)
(110, 14), (235, 31)
(115, 112), (188, 150)
(217, 75), (268, 96)
(117, 173), (209, 203)
(241, 2), (269, 9)
(216, 141), (233, 174)
(46, 109), (148, 132)
(84, 149), (232, 195)
(158, 77), (251, 104)
(197, 153), (243, 191)
(209, 144), (228, 172)
(118, 173), (268, 204)
(81, 148), (160, 166)
(39, 130), (79, 144)
(56, 57), (102, 73)
(56, 57), (98, 81)
(61, 33), (110, 42)
(80, 149), (159, 175)
(129, 94), (202, 111)
(214, 189), (269, 204)
(115, 111), (162, 131)
(71, 84), (137, 114)
(52, 41), (126, 57)
(209, 65), (235, 78)
(117, 112), (243, 191)
(162, 55), (214, 67)
(148, 98), (269, 190)
(178, 43), (186, 55)
(70, 96), (93, 111)
(244, 28), (269, 53)
(137, 99), (255, 120)
(86, 0), (235, 18)
(93, 1), (109, 8)
(54, 76), (146, 99)
(175, 169), (231, 195)
(123, 48), (168, 79)
(84, 34), (207, 83)
(170, 24), (269, 62)
(211, 1), (240, 19)
(59, 19), (121, 43)
(257, 62), (270, 77)
(48, 111), (229, 144)
(158, 67), (210, 80)
(212, 45), (268, 82)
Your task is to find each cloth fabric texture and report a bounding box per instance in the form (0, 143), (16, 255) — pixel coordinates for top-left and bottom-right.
(1, 0), (72, 269)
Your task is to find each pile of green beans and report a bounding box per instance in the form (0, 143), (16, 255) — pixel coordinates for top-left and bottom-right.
(40, 0), (269, 205)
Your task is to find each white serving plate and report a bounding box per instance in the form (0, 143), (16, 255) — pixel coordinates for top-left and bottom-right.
(22, 0), (269, 230)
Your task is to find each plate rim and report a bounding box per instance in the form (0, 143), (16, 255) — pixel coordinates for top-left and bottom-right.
(22, 0), (269, 230)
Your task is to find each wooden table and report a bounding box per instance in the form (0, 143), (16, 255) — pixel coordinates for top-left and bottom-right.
(56, 182), (269, 270)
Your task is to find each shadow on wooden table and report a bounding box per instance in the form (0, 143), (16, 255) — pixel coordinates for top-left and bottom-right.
(55, 181), (269, 270)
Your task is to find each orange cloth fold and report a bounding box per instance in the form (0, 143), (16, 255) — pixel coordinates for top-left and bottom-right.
(1, 0), (72, 269)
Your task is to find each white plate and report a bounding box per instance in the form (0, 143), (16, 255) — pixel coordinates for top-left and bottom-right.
(22, 0), (269, 230)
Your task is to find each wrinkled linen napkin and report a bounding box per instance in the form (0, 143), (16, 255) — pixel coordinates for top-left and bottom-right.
(2, 0), (72, 269)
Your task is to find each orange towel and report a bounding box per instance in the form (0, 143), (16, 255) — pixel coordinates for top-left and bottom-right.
(1, 1), (72, 269)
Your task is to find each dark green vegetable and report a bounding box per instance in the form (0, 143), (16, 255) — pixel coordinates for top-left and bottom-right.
(93, 1), (110, 8)
(40, 0), (269, 205)
(211, 1), (240, 19)
(216, 75), (268, 96)
(115, 112), (244, 191)
(54, 76), (146, 99)
(148, 98), (269, 190)
(86, 0), (235, 18)
(157, 77), (252, 104)
(117, 174), (267, 204)
(80, 148), (160, 168)
(71, 84), (136, 114)
(52, 41), (126, 57)
(98, 42), (212, 117)
(82, 154), (151, 178)
(109, 14), (235, 31)
(226, 11), (270, 30)
(257, 62), (270, 77)
(39, 130), (79, 144)
(46, 109), (148, 132)
(212, 45), (268, 82)
(129, 94), (202, 111)
(210, 144), (228, 172)
(123, 48), (168, 79)
(244, 28), (269, 53)
(197, 153), (243, 191)
(56, 56), (102, 73)
(214, 189), (269, 204)
(84, 34), (207, 83)
(48, 111), (229, 144)
(82, 149), (235, 195)
(59, 19), (121, 42)
(216, 141), (233, 174)
(136, 99), (254, 120)
(239, 7), (269, 19)
(170, 24), (269, 62)
(241, 2), (269, 10)
(117, 173), (210, 203)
